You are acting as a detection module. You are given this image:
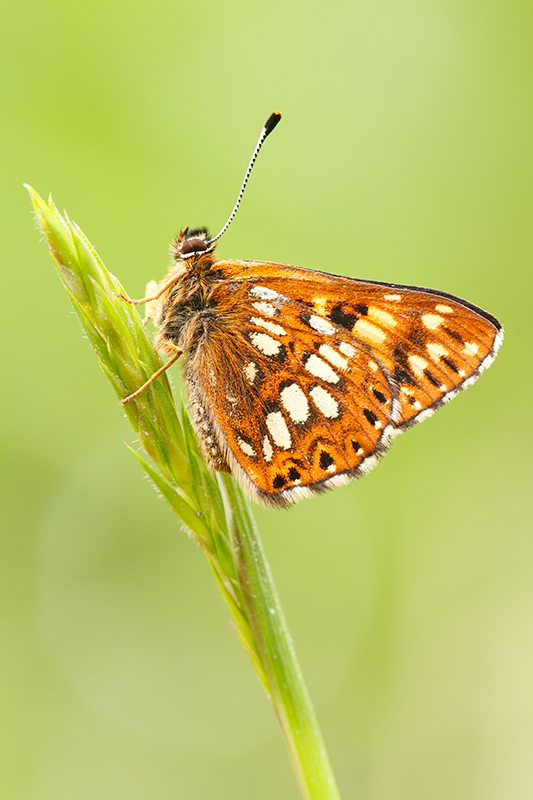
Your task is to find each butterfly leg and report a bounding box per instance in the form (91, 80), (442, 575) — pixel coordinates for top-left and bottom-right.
(121, 344), (182, 405)
(117, 267), (187, 307)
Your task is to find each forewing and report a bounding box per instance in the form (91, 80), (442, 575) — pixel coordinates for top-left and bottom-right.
(189, 259), (502, 504)
(215, 259), (503, 429)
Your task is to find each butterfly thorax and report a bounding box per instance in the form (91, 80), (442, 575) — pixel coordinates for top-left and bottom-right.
(156, 228), (225, 358)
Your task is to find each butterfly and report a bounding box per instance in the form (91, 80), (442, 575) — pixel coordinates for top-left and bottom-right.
(121, 112), (503, 506)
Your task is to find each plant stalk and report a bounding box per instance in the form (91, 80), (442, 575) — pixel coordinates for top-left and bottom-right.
(27, 186), (342, 800)
(220, 475), (341, 800)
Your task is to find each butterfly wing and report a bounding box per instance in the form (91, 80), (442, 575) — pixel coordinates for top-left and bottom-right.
(216, 259), (503, 428)
(188, 283), (397, 504)
(184, 259), (501, 504)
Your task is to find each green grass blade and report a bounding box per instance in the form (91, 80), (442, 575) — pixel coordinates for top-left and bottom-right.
(28, 185), (342, 800)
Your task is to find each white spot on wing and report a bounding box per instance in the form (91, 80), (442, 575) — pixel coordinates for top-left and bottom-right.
(352, 318), (386, 344)
(408, 354), (429, 376)
(313, 296), (328, 315)
(435, 304), (453, 313)
(368, 306), (397, 328)
(251, 317), (287, 336)
(421, 313), (444, 330)
(262, 436), (273, 462)
(426, 342), (449, 361)
(244, 362), (257, 385)
(238, 438), (256, 457)
(384, 294), (402, 301)
(250, 332), (281, 355)
(339, 342), (356, 358)
(463, 341), (480, 355)
(318, 344), (348, 370)
(309, 315), (335, 335)
(304, 354), (340, 383)
(251, 286), (278, 300)
(266, 412), (292, 449)
(280, 383), (309, 423)
(310, 386), (339, 418)
(252, 301), (277, 317)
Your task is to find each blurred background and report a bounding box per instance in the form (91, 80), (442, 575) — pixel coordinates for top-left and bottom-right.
(1, 0), (532, 797)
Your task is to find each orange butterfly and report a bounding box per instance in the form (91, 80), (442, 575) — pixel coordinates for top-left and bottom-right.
(121, 112), (503, 505)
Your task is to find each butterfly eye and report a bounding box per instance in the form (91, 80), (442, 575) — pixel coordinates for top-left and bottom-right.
(180, 237), (209, 256)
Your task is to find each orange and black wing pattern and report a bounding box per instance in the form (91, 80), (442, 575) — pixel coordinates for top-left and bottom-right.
(186, 259), (502, 504)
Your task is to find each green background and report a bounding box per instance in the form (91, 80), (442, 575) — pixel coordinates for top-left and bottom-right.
(2, 0), (532, 797)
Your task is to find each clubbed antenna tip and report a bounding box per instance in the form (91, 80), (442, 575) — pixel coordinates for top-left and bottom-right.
(206, 111), (282, 247)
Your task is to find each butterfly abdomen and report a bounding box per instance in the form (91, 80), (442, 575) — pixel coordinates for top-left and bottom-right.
(187, 374), (231, 473)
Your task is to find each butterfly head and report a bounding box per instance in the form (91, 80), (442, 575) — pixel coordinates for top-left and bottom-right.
(172, 226), (217, 262)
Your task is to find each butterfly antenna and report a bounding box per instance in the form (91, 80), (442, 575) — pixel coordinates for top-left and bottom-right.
(206, 111), (282, 247)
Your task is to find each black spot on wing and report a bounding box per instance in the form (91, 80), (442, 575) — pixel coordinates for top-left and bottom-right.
(329, 302), (368, 330)
(392, 344), (415, 386)
(319, 451), (334, 470)
(363, 408), (378, 425)
(443, 325), (464, 344)
(264, 399), (280, 414)
(441, 356), (459, 373)
(272, 343), (288, 363)
(423, 368), (442, 387)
